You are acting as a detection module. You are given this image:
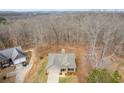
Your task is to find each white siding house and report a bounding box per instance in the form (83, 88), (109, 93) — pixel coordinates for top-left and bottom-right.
(13, 57), (26, 65)
(46, 53), (76, 75)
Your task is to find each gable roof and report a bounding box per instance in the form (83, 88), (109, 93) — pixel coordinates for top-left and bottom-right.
(0, 53), (8, 61)
(0, 46), (25, 62)
(47, 53), (76, 70)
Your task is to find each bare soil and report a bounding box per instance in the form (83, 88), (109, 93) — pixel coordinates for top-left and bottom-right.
(0, 66), (16, 83)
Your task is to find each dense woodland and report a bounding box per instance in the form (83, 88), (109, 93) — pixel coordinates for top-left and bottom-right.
(0, 12), (124, 68)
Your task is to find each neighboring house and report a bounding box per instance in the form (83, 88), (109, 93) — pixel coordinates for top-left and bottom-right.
(46, 52), (76, 75)
(0, 46), (26, 68)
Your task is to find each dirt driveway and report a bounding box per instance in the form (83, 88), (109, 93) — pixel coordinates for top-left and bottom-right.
(15, 59), (33, 83)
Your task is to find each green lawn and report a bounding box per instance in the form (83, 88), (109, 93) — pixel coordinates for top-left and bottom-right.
(26, 57), (30, 65)
(59, 76), (75, 83)
(24, 51), (32, 65)
(32, 58), (48, 83)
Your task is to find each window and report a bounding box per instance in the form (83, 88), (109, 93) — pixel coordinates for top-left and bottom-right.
(61, 68), (66, 72)
(60, 72), (62, 75)
(68, 68), (74, 71)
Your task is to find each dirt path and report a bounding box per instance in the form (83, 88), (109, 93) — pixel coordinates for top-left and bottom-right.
(24, 49), (38, 82)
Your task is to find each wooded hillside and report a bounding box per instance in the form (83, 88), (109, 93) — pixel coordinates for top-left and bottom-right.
(0, 12), (124, 53)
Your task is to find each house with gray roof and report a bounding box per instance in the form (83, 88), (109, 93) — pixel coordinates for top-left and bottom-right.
(0, 46), (26, 68)
(46, 52), (76, 75)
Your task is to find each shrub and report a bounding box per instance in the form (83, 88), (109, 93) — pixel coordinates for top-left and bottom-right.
(0, 17), (7, 24)
(87, 69), (121, 83)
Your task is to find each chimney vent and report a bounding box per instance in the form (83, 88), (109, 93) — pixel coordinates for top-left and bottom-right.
(61, 49), (65, 54)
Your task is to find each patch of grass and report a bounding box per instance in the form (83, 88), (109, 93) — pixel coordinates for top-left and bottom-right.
(59, 76), (74, 83)
(32, 58), (48, 83)
(117, 60), (124, 66)
(26, 57), (30, 65)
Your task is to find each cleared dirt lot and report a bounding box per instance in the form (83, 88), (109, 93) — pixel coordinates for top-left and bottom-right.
(24, 44), (90, 83)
